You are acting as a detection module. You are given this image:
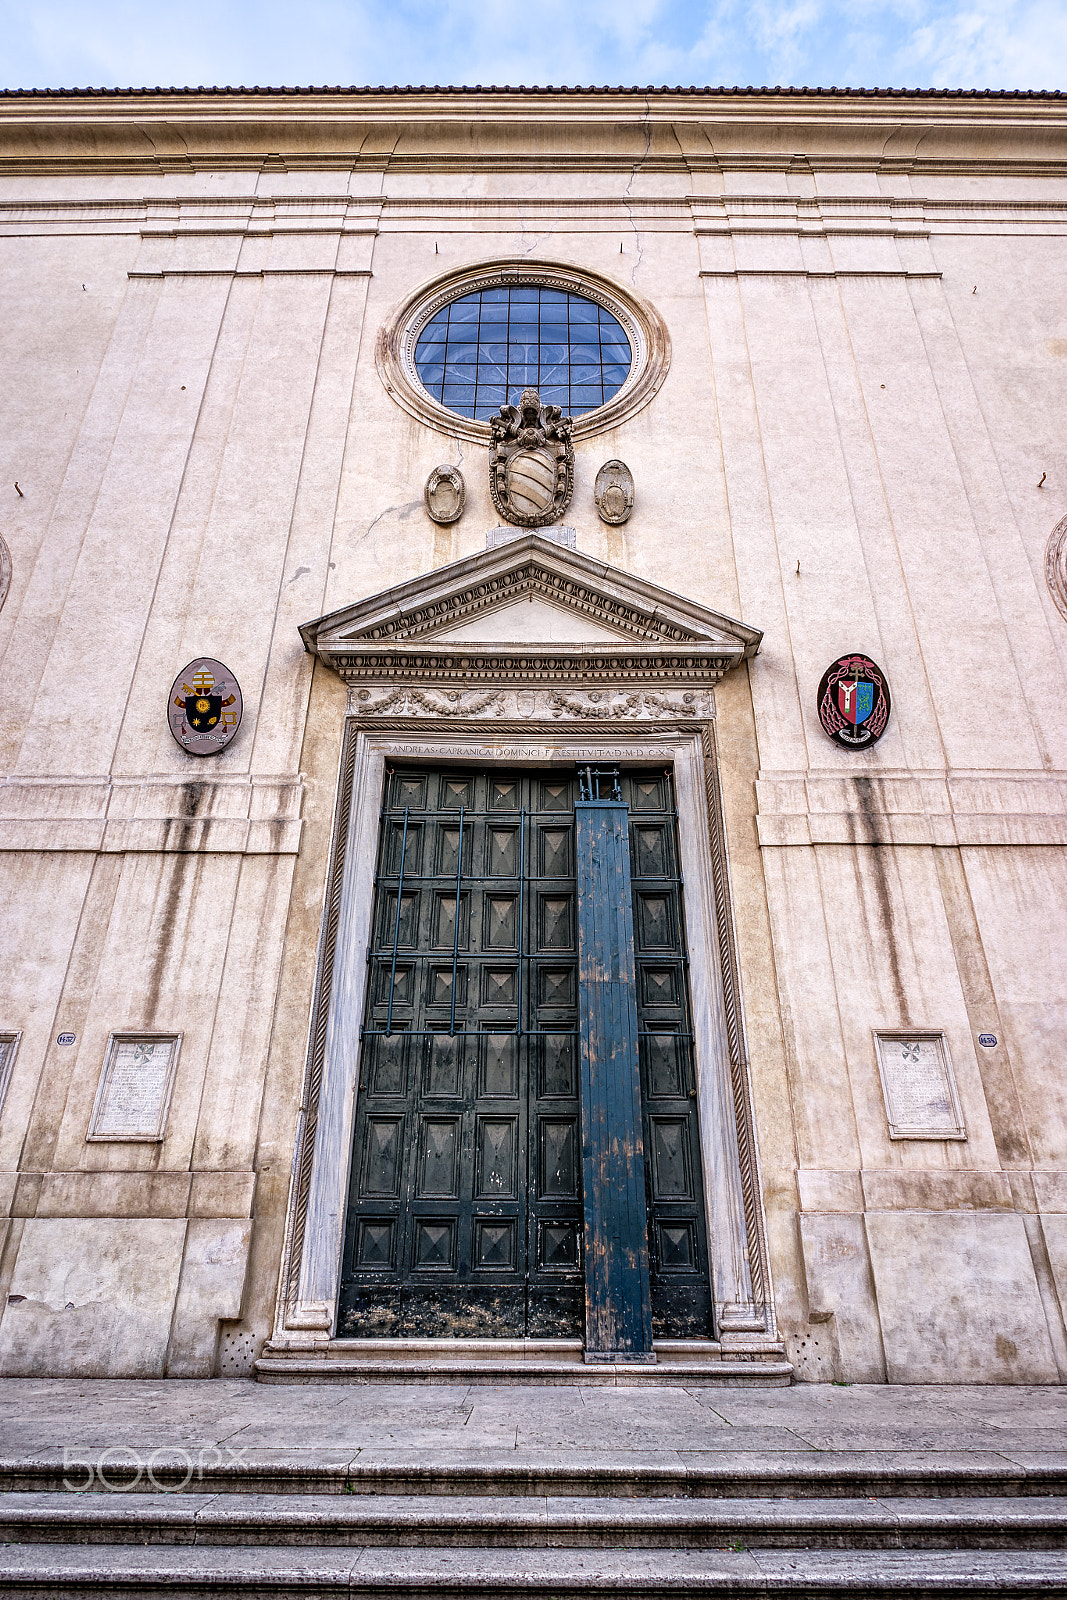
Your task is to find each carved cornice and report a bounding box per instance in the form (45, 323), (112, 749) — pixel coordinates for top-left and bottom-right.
(4, 91), (1067, 185)
(331, 652), (734, 684)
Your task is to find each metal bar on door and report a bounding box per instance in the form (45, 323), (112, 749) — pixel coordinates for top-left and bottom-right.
(449, 805), (465, 1036)
(385, 807), (410, 1038)
(516, 805), (526, 1036)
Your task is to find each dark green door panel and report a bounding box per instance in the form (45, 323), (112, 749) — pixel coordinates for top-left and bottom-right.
(624, 770), (714, 1340)
(338, 768), (583, 1338)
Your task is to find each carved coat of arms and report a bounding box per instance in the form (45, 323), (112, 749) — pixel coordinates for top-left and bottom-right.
(489, 388), (573, 527)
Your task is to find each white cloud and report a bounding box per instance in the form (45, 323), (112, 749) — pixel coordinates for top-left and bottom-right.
(903, 0), (1067, 88)
(0, 0), (1063, 90)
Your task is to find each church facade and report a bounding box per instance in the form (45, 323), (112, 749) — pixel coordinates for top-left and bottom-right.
(0, 85), (1065, 1384)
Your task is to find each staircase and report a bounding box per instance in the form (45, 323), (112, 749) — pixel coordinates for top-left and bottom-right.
(0, 1446), (1064, 1595)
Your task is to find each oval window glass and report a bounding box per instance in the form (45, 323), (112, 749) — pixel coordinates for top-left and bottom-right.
(414, 285), (632, 422)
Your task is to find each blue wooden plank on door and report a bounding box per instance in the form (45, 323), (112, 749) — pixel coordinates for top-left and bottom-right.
(575, 797), (655, 1362)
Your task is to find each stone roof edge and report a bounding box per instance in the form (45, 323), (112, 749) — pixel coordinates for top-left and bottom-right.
(0, 85), (1064, 102)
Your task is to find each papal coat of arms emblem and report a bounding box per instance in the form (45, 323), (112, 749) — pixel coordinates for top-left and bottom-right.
(168, 657), (243, 756)
(489, 388), (574, 527)
(817, 653), (891, 748)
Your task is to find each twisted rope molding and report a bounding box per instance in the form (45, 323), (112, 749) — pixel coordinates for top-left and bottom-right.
(702, 722), (770, 1321)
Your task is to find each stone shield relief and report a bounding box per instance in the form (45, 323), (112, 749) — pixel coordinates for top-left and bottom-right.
(424, 465), (465, 525)
(594, 460), (634, 525)
(489, 388), (574, 528)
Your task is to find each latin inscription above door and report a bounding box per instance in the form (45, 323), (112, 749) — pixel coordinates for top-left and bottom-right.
(338, 765), (711, 1341)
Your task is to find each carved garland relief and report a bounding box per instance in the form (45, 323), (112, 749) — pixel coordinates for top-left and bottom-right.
(348, 686), (712, 719)
(285, 534), (771, 1347)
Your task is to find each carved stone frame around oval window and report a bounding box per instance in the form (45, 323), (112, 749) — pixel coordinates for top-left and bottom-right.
(375, 258), (672, 445)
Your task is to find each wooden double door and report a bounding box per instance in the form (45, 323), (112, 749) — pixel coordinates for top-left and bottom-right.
(337, 764), (712, 1341)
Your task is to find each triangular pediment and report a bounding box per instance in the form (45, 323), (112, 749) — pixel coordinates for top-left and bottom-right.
(300, 533), (761, 683)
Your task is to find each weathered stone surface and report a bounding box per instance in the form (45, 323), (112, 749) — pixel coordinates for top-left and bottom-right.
(0, 1219), (186, 1377)
(0, 90), (1065, 1384)
(167, 1219), (253, 1378)
(865, 1213), (1059, 1385)
(798, 1214), (886, 1384)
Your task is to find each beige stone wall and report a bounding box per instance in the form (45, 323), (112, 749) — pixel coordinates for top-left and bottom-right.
(0, 90), (1065, 1379)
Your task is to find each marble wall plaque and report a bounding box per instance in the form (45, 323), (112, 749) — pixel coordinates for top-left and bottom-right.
(0, 1032), (20, 1118)
(88, 1034), (180, 1142)
(875, 1032), (966, 1140)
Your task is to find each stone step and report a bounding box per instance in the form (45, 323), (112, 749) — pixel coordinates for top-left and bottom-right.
(1, 1492), (1065, 1551)
(1, 1542), (1065, 1596)
(4, 1454), (1063, 1500)
(255, 1363), (793, 1388)
(253, 1339), (793, 1388)
(254, 1358), (795, 1387)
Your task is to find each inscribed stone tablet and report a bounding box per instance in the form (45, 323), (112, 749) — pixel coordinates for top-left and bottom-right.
(89, 1035), (179, 1141)
(875, 1033), (965, 1140)
(0, 1033), (19, 1117)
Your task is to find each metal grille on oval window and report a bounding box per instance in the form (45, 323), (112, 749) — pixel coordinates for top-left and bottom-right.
(414, 285), (632, 423)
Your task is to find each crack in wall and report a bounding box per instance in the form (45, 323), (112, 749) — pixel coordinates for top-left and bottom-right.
(622, 97), (653, 287)
(359, 499), (423, 546)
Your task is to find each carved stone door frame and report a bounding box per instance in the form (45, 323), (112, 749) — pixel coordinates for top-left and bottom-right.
(271, 721), (775, 1351)
(268, 534), (776, 1360)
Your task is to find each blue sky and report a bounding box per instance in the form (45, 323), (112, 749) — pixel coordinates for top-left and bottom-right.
(1, 0), (1064, 93)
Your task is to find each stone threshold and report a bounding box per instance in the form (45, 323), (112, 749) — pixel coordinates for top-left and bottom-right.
(254, 1337), (793, 1385)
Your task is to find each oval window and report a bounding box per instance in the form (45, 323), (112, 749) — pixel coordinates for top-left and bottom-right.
(414, 285), (632, 423)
